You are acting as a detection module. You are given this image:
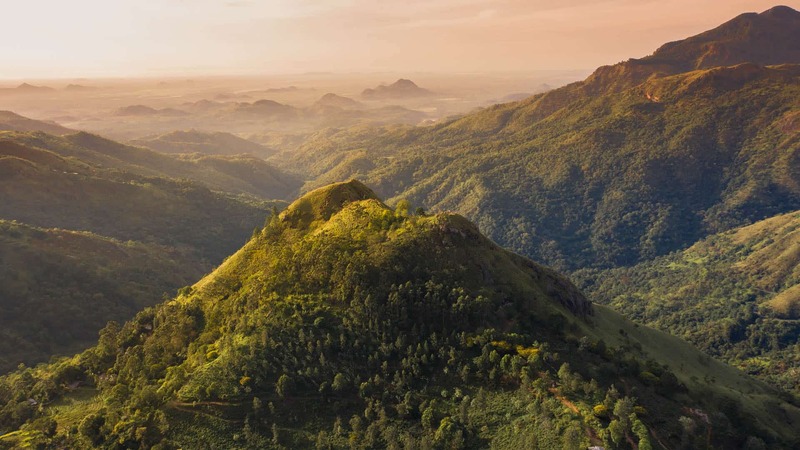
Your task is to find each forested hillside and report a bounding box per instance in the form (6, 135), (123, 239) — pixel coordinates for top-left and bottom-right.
(1, 181), (797, 449)
(0, 220), (204, 372)
(575, 211), (800, 396)
(0, 131), (285, 370)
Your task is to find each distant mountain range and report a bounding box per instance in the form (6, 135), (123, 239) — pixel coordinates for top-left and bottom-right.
(362, 78), (434, 99)
(151, 92), (428, 128)
(0, 83), (55, 95)
(114, 104), (188, 117)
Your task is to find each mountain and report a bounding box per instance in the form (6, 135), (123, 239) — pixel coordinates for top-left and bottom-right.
(313, 93), (363, 110)
(0, 83), (56, 94)
(64, 84), (96, 91)
(113, 105), (159, 116)
(3, 130), (301, 200)
(362, 79), (434, 99)
(1, 181), (798, 449)
(280, 7), (800, 272)
(0, 111), (73, 135)
(583, 5), (800, 95)
(0, 220), (205, 373)
(231, 99), (298, 118)
(650, 5), (800, 71)
(181, 99), (226, 112)
(131, 130), (275, 158)
(575, 210), (800, 396)
(114, 105), (188, 117)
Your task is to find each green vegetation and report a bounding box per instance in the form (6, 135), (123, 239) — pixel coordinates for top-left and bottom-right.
(575, 211), (800, 396)
(1, 181), (797, 449)
(0, 220), (205, 373)
(0, 133), (281, 261)
(0, 131), (287, 371)
(0, 111), (73, 135)
(2, 7), (800, 448)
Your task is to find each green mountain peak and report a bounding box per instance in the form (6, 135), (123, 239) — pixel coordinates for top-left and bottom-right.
(280, 179), (381, 227)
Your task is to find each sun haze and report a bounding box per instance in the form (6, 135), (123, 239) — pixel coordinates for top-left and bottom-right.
(2, 0), (796, 79)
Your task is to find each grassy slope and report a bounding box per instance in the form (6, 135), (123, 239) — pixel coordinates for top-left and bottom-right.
(0, 111), (73, 135)
(0, 135), (273, 261)
(576, 211), (800, 395)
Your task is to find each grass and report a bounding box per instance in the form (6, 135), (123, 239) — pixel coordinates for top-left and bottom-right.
(49, 387), (103, 433)
(590, 306), (800, 440)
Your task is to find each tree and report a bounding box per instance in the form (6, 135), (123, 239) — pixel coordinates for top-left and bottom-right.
(421, 406), (435, 430)
(332, 373), (348, 393)
(79, 412), (106, 446)
(632, 417), (652, 450)
(271, 423), (280, 445)
(396, 199), (410, 217)
(276, 374), (294, 398)
(608, 419), (624, 445)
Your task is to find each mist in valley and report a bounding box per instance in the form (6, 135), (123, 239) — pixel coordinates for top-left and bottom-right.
(0, 71), (583, 155)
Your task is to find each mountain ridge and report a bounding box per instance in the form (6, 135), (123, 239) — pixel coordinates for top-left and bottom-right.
(279, 6), (800, 271)
(582, 5), (800, 95)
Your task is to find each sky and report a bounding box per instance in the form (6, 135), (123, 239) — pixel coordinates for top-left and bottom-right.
(1, 0), (798, 79)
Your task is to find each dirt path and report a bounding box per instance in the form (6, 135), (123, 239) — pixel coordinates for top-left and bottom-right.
(548, 387), (579, 414)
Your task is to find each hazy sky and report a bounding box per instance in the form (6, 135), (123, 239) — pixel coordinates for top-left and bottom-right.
(2, 0), (797, 79)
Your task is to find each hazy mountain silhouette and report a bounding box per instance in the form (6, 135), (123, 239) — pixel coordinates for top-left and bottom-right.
(362, 78), (434, 99)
